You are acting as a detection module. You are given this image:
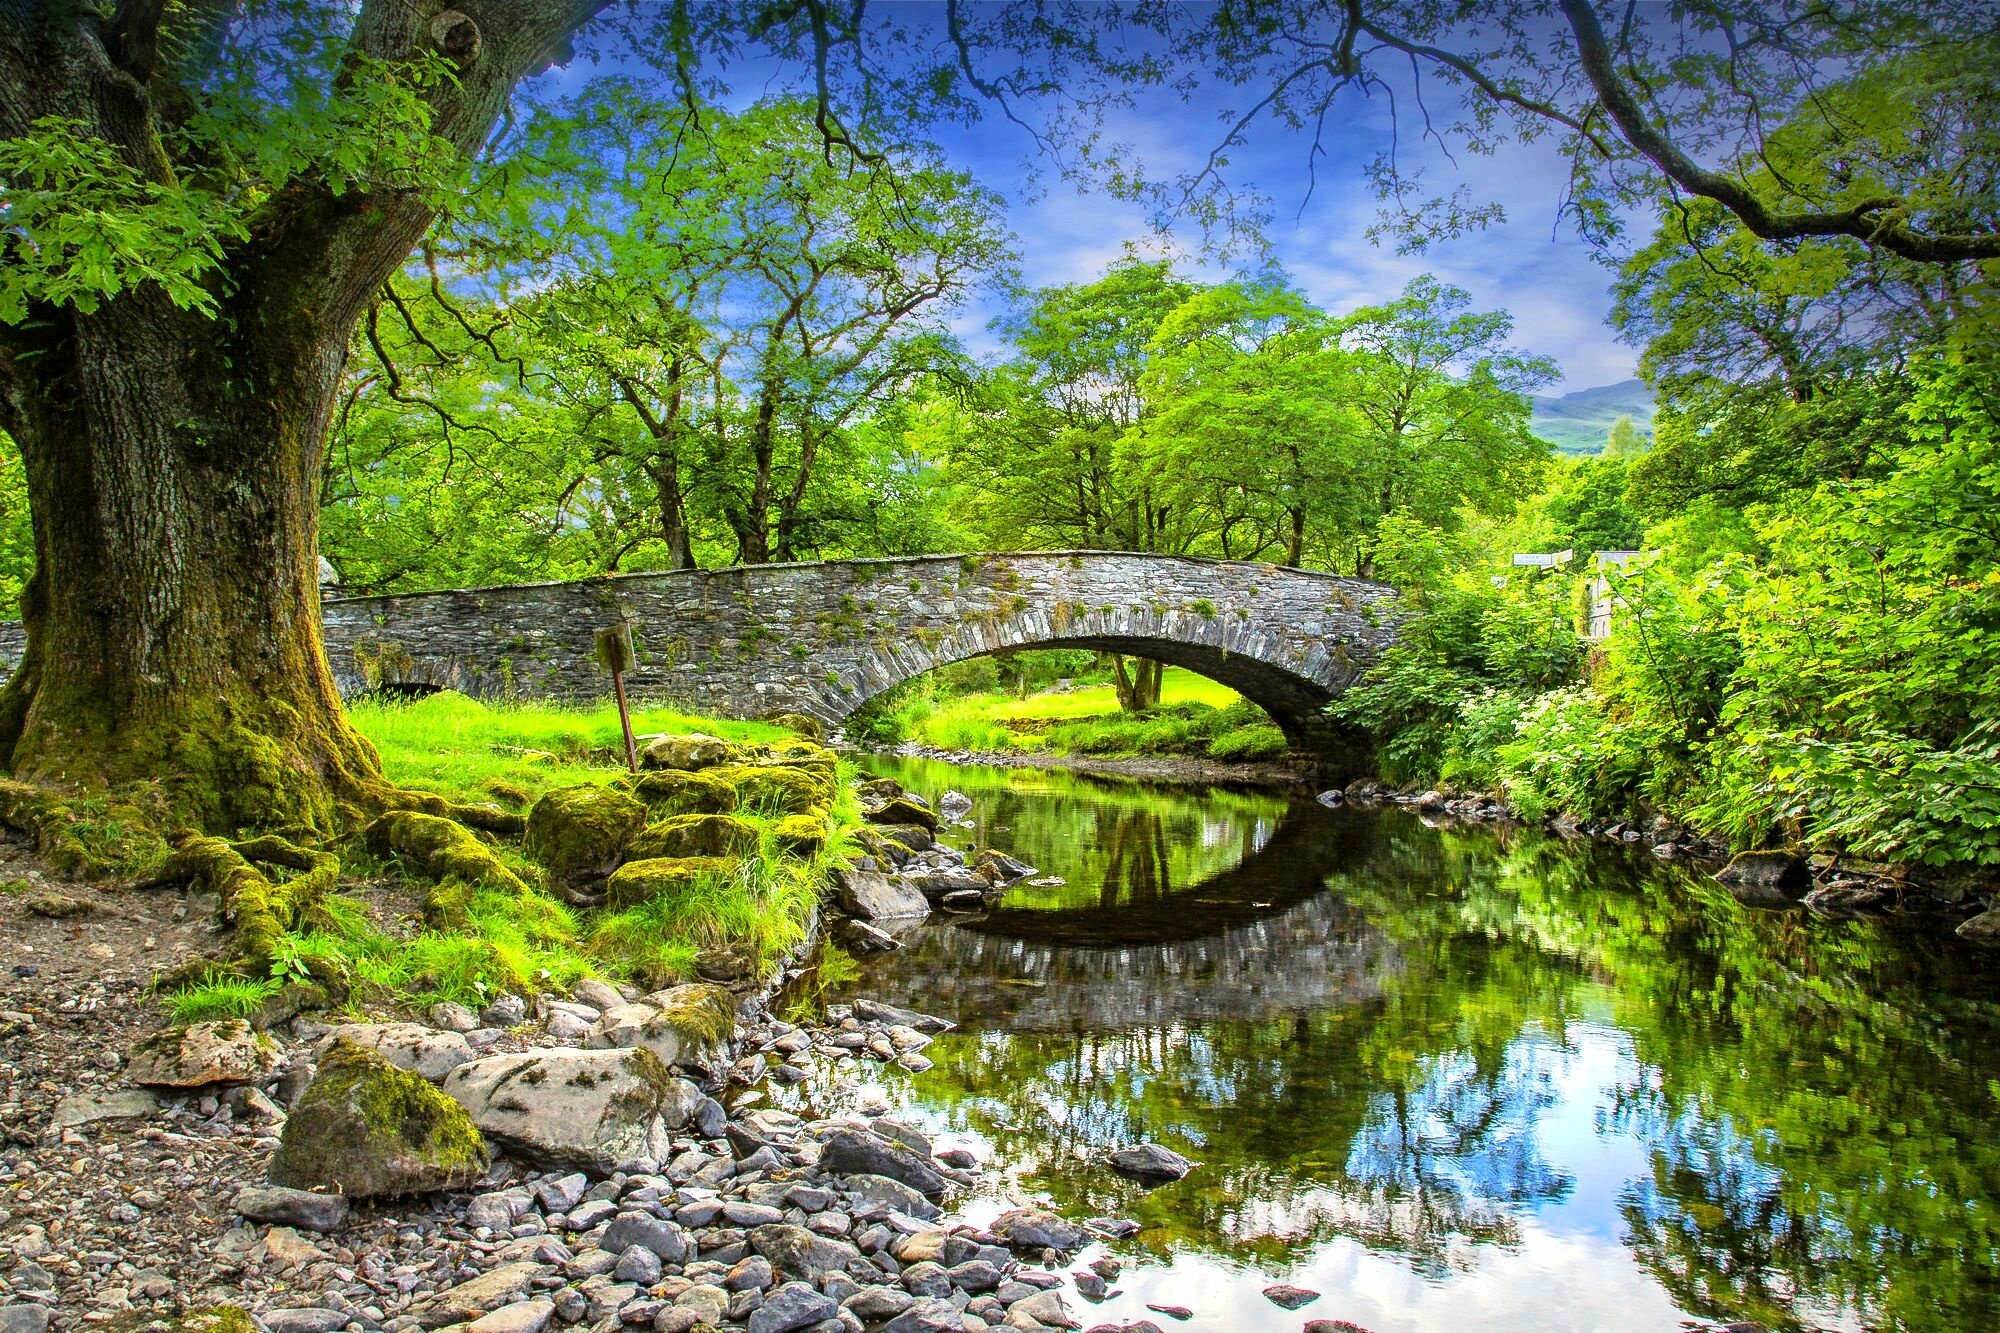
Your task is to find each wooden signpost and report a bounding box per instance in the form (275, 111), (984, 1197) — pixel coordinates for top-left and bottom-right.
(596, 623), (639, 773)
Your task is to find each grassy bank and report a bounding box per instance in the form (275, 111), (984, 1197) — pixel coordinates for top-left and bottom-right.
(163, 693), (857, 1022)
(855, 667), (1292, 762)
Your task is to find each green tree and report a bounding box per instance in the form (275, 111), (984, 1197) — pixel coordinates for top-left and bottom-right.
(1603, 416), (1646, 459)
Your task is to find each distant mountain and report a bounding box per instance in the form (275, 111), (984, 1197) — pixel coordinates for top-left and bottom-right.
(1530, 378), (1657, 455)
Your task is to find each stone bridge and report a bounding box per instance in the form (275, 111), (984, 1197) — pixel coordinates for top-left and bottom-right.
(320, 552), (1397, 762)
(0, 551), (1399, 763)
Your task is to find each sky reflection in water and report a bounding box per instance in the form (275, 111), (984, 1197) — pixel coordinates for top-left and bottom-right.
(781, 757), (1999, 1333)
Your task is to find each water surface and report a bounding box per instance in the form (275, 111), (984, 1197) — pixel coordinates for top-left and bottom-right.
(788, 756), (2000, 1332)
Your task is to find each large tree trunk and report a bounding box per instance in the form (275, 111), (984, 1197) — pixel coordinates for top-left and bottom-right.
(1110, 654), (1163, 713)
(0, 0), (602, 837)
(0, 293), (379, 834)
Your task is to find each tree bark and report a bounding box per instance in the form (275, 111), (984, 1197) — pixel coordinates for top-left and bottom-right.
(0, 0), (603, 835)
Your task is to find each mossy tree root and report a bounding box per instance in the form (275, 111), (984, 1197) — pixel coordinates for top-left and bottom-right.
(150, 833), (342, 975)
(377, 786), (527, 837)
(0, 777), (97, 877)
(363, 810), (529, 929)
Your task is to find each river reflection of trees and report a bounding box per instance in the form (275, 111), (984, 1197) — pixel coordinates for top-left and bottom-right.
(829, 774), (2000, 1332)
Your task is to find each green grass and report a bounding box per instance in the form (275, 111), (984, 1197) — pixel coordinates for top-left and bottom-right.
(151, 695), (861, 1018)
(350, 691), (796, 807)
(163, 971), (284, 1024)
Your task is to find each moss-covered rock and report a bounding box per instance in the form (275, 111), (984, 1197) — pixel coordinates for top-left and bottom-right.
(522, 783), (647, 886)
(589, 982), (739, 1069)
(765, 712), (825, 742)
(364, 811), (528, 925)
(708, 764), (827, 816)
(640, 733), (737, 771)
(92, 1306), (257, 1333)
(605, 855), (741, 910)
(771, 814), (827, 857)
(865, 795), (938, 832)
(853, 827), (915, 867)
(268, 1038), (489, 1197)
(615, 769), (739, 817)
(627, 812), (760, 861)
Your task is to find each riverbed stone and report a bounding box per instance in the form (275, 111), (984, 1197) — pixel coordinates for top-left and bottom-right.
(587, 983), (737, 1069)
(232, 1185), (351, 1233)
(818, 1127), (947, 1198)
(443, 1046), (699, 1173)
(990, 1208), (1086, 1253)
(126, 1020), (279, 1087)
(833, 868), (931, 921)
(749, 1224), (862, 1282)
(1106, 1143), (1193, 1184)
(268, 1038), (488, 1197)
(1262, 1284), (1320, 1310)
(746, 1283), (836, 1333)
(315, 1021), (474, 1083)
(1715, 850), (1809, 893)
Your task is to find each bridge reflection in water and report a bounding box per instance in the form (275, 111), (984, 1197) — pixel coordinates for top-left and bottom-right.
(865, 800), (1400, 1032)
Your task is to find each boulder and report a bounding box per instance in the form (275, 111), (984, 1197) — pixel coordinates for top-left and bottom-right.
(627, 813), (761, 861)
(589, 983), (737, 1070)
(872, 823), (935, 853)
(1715, 850), (1809, 894)
(832, 868), (931, 922)
(315, 1022), (473, 1083)
(601, 1211), (690, 1265)
(708, 764), (828, 816)
(972, 849), (1034, 885)
(413, 1262), (544, 1326)
(770, 813), (827, 856)
(909, 869), (990, 901)
(990, 1207), (1085, 1253)
(522, 784), (647, 886)
(865, 796), (938, 832)
(604, 855), (741, 911)
(126, 1020), (280, 1088)
(268, 1039), (488, 1197)
(852, 998), (953, 1033)
(618, 769), (739, 816)
(765, 712), (825, 742)
(442, 1046), (700, 1173)
(817, 1127), (946, 1198)
(1957, 907), (2000, 944)
(1106, 1143), (1194, 1184)
(641, 734), (737, 771)
(937, 790), (973, 821)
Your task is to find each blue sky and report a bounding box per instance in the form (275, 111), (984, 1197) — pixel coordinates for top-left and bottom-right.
(544, 4), (1639, 395)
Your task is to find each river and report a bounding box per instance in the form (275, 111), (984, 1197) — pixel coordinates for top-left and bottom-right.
(781, 755), (2000, 1332)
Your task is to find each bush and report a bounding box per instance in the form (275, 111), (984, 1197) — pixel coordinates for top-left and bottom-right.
(1497, 687), (1643, 821)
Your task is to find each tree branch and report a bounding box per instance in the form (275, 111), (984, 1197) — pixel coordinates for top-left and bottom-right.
(1558, 0), (2000, 262)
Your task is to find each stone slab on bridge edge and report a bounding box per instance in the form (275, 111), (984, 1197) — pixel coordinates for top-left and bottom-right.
(0, 552), (1399, 769)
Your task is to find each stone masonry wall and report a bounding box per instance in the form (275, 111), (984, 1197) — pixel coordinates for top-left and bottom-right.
(0, 552), (1399, 750)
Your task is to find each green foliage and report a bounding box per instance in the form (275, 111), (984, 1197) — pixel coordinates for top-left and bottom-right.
(1206, 723), (1288, 762)
(163, 971), (284, 1025)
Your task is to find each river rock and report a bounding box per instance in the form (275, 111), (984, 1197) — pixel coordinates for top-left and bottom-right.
(415, 1262), (545, 1325)
(843, 1172), (941, 1220)
(749, 1223), (862, 1282)
(937, 790), (973, 820)
(833, 867), (931, 921)
(1262, 1284), (1320, 1310)
(522, 783), (648, 886)
(641, 733), (736, 771)
(972, 848), (1035, 885)
(745, 1283), (836, 1333)
(46, 1087), (159, 1133)
(853, 998), (954, 1033)
(125, 1020), (279, 1087)
(443, 1046), (699, 1172)
(1009, 1289), (1080, 1328)
(910, 868), (990, 901)
(1957, 907), (2000, 944)
(878, 1300), (963, 1333)
(818, 1127), (946, 1198)
(1715, 850), (1809, 893)
(866, 795), (938, 831)
(468, 1300), (554, 1333)
(587, 983), (737, 1069)
(315, 1022), (473, 1082)
(0, 1305), (49, 1333)
(268, 1038), (488, 1197)
(600, 1211), (690, 1265)
(991, 1208), (1086, 1253)
(1106, 1143), (1194, 1184)
(233, 1185), (351, 1233)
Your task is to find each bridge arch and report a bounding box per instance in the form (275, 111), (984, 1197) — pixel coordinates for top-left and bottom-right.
(317, 551), (1399, 771)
